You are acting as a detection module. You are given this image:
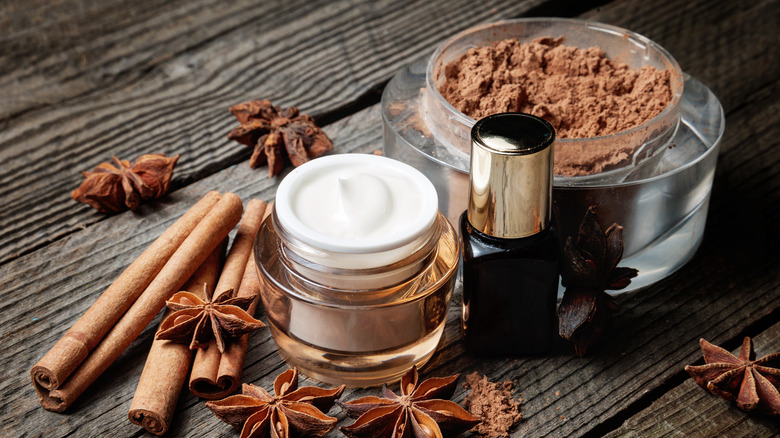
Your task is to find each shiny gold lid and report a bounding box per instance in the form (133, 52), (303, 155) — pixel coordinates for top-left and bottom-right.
(467, 113), (555, 238)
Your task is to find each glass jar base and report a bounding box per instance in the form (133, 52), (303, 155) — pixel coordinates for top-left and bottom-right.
(615, 194), (710, 292)
(555, 193), (711, 297)
(267, 321), (445, 387)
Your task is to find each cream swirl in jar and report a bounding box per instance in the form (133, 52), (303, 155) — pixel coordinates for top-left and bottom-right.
(274, 154), (440, 289)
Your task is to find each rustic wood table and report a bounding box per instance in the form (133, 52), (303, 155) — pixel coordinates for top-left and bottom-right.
(2, 0), (778, 436)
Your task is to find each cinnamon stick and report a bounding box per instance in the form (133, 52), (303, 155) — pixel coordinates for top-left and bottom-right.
(34, 192), (243, 412)
(31, 191), (221, 392)
(128, 240), (225, 435)
(190, 199), (269, 399)
(210, 251), (265, 391)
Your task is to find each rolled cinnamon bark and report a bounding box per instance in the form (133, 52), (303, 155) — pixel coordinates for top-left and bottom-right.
(34, 192), (243, 412)
(128, 240), (225, 435)
(190, 199), (269, 399)
(31, 191), (221, 392)
(211, 253), (265, 392)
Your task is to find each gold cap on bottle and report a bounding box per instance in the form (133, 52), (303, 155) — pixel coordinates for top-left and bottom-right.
(467, 113), (555, 239)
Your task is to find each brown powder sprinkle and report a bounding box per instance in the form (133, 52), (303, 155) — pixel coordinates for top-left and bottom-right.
(438, 37), (672, 140)
(462, 372), (523, 437)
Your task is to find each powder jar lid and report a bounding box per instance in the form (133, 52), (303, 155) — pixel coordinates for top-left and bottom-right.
(468, 113), (555, 238)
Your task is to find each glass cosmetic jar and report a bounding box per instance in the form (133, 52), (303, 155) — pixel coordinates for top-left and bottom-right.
(382, 18), (724, 292)
(254, 154), (460, 386)
(421, 18), (685, 185)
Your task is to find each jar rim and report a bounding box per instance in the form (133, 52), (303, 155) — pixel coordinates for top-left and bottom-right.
(425, 17), (684, 144)
(275, 154), (439, 255)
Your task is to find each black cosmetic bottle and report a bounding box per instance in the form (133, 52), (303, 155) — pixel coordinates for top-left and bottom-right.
(461, 113), (560, 355)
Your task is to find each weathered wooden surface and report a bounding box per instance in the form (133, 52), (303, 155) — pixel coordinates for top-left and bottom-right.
(0, 107), (381, 437)
(0, 0), (558, 265)
(605, 322), (780, 438)
(1, 0), (779, 437)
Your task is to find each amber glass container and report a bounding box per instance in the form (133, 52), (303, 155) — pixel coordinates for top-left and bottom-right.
(255, 209), (460, 386)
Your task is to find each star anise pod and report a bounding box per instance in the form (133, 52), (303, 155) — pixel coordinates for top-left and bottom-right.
(337, 366), (481, 438)
(227, 100), (333, 177)
(558, 287), (619, 357)
(155, 284), (265, 353)
(685, 337), (780, 415)
(206, 368), (345, 438)
(557, 206), (638, 356)
(71, 153), (179, 213)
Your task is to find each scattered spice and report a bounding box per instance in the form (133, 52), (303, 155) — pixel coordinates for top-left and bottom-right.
(33, 193), (243, 412)
(337, 366), (481, 438)
(227, 100), (333, 176)
(128, 242), (224, 435)
(71, 153), (179, 213)
(206, 368), (345, 438)
(437, 37), (672, 175)
(155, 285), (265, 353)
(685, 337), (780, 415)
(189, 199), (270, 400)
(462, 372), (522, 437)
(557, 206), (638, 356)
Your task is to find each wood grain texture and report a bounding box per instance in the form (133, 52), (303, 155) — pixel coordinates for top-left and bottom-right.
(0, 0), (549, 266)
(1, 0), (779, 436)
(580, 0), (780, 115)
(3, 79), (779, 436)
(605, 322), (780, 438)
(0, 106), (379, 437)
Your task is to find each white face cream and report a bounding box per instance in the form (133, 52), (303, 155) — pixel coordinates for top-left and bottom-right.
(275, 154), (439, 272)
(256, 155), (460, 381)
(294, 171), (406, 241)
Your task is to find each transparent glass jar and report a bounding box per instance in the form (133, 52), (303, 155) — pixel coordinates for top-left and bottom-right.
(253, 154), (460, 386)
(254, 212), (459, 386)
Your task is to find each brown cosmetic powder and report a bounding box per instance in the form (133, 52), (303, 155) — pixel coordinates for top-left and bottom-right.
(438, 37), (672, 175)
(463, 372), (523, 437)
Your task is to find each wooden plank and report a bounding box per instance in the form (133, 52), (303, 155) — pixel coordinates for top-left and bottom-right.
(485, 74), (780, 437)
(0, 0), (326, 118)
(0, 0), (555, 266)
(0, 106), (381, 437)
(2, 0), (779, 437)
(604, 322), (780, 438)
(3, 69), (779, 435)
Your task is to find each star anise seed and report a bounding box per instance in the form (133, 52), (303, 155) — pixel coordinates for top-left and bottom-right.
(206, 368), (345, 438)
(685, 337), (780, 415)
(227, 100), (333, 177)
(338, 366), (481, 438)
(71, 153), (179, 213)
(558, 206), (638, 356)
(558, 287), (620, 357)
(155, 284), (265, 353)
(560, 207), (638, 291)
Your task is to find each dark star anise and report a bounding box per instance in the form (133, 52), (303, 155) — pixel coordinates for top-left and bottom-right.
(155, 284), (265, 353)
(227, 100), (333, 177)
(206, 368), (345, 438)
(71, 153), (179, 213)
(337, 366), (481, 438)
(685, 337), (780, 415)
(557, 206), (638, 356)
